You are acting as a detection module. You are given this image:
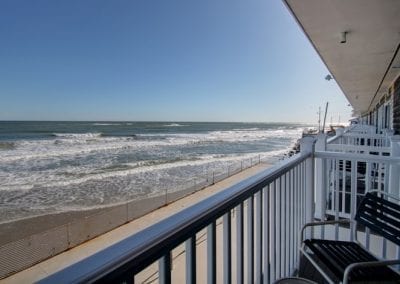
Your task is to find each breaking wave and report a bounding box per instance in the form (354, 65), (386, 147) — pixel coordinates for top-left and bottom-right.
(0, 122), (305, 221)
(163, 123), (186, 127)
(52, 133), (103, 139)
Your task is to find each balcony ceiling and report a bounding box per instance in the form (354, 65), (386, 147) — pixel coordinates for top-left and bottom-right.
(284, 0), (400, 115)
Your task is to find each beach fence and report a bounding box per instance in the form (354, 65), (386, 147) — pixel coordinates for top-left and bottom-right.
(0, 155), (267, 279)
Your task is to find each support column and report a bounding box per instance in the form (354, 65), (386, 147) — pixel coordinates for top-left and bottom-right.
(300, 137), (315, 239)
(314, 133), (327, 220)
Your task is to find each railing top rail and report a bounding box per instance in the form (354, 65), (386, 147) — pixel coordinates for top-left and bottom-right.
(341, 132), (390, 139)
(326, 144), (391, 152)
(39, 151), (312, 284)
(327, 134), (341, 144)
(315, 150), (400, 164)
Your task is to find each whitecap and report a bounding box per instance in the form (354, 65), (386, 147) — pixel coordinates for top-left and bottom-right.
(53, 133), (102, 139)
(93, 123), (121, 126)
(163, 123), (186, 127)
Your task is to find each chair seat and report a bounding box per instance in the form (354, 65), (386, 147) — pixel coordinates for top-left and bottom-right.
(304, 239), (400, 282)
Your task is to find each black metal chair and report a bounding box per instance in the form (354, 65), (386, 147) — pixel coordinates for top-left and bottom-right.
(300, 192), (400, 284)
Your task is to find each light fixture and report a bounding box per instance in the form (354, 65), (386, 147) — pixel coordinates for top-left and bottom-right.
(325, 74), (333, 81)
(340, 31), (347, 44)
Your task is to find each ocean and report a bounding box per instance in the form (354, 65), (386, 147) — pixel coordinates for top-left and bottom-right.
(0, 121), (307, 222)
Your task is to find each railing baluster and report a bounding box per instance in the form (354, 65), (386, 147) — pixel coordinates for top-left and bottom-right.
(223, 213), (231, 284)
(276, 177), (281, 279)
(342, 159), (347, 220)
(185, 237), (196, 284)
(281, 175), (285, 277)
(335, 158), (340, 240)
(270, 181), (276, 282)
(301, 161), (305, 232)
(378, 159), (383, 192)
(279, 174), (284, 277)
(299, 162), (303, 238)
(383, 162), (390, 259)
(285, 172), (290, 276)
(159, 253), (171, 284)
(247, 196), (254, 284)
(329, 158), (333, 213)
(255, 191), (262, 284)
(365, 161), (371, 249)
(294, 165), (299, 267)
(290, 169), (295, 274)
(236, 203), (244, 284)
(321, 157), (327, 239)
(297, 163), (301, 264)
(350, 160), (357, 241)
(207, 221), (216, 284)
(263, 185), (270, 284)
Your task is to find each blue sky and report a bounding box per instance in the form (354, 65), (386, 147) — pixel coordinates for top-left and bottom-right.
(0, 0), (351, 123)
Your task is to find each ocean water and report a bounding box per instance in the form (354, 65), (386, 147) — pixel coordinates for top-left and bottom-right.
(0, 121), (307, 222)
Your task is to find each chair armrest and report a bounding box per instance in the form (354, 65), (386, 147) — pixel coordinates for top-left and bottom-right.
(343, 259), (400, 284)
(301, 219), (353, 242)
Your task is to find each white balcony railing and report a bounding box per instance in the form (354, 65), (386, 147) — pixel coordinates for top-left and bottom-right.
(20, 127), (400, 283)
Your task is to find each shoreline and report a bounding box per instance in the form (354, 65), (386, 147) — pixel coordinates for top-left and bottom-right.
(0, 151), (279, 247)
(0, 160), (265, 246)
(2, 162), (272, 282)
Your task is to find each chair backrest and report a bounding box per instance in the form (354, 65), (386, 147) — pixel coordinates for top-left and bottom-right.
(355, 192), (400, 246)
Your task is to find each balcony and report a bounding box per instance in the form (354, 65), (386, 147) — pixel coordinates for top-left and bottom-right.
(29, 126), (400, 283)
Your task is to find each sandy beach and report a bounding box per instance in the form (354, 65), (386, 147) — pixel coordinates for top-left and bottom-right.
(2, 161), (272, 283)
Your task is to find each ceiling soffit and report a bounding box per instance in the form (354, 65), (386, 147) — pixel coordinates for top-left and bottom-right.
(284, 0), (400, 114)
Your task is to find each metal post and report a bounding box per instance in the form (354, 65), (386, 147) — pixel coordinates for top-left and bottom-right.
(247, 196), (254, 284)
(300, 137), (315, 239)
(236, 203), (244, 284)
(223, 213), (231, 284)
(255, 191), (262, 284)
(159, 254), (171, 284)
(314, 133), (326, 220)
(322, 102), (329, 133)
(270, 182), (276, 282)
(207, 221), (216, 284)
(263, 185), (270, 284)
(186, 237), (196, 284)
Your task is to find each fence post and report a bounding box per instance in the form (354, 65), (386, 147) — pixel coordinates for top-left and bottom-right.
(389, 135), (400, 198)
(300, 136), (315, 239)
(314, 133), (327, 220)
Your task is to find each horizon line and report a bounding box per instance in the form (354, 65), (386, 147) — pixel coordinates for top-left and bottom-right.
(0, 119), (318, 125)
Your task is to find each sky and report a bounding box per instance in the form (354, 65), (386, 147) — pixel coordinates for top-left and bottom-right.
(0, 0), (352, 123)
